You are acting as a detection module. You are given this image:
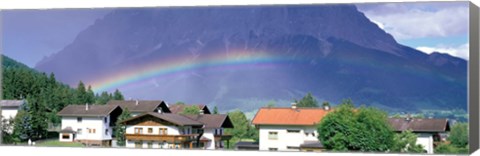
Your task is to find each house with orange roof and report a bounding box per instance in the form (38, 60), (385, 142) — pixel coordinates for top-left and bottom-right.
(251, 103), (331, 152)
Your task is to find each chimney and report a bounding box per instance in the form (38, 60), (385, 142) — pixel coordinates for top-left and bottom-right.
(291, 103), (297, 109)
(135, 100), (139, 106)
(85, 103), (89, 111)
(405, 114), (412, 122)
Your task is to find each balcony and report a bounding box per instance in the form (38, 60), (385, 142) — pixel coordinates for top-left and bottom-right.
(125, 133), (199, 143)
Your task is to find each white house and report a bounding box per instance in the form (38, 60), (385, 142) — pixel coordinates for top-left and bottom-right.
(0, 100), (25, 133)
(388, 117), (450, 154)
(122, 112), (203, 149)
(252, 103), (331, 152)
(57, 104), (123, 146)
(184, 114), (234, 149)
(0, 100), (25, 120)
(107, 100), (171, 116)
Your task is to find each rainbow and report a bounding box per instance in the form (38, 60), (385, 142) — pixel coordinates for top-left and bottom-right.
(90, 51), (302, 92)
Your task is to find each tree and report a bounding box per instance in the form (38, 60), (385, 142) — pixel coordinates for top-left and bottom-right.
(296, 93), (319, 108)
(317, 99), (394, 152)
(1, 117), (19, 144)
(113, 89), (125, 100)
(75, 81), (88, 104)
(96, 91), (112, 104)
(213, 106), (219, 114)
(391, 130), (425, 153)
(181, 105), (201, 115)
(224, 110), (257, 148)
(25, 95), (48, 140)
(322, 101), (330, 108)
(448, 123), (468, 148)
(115, 108), (132, 146)
(86, 85), (95, 104)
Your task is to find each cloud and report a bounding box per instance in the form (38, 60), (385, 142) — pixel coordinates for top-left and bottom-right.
(416, 43), (469, 60)
(357, 2), (469, 40)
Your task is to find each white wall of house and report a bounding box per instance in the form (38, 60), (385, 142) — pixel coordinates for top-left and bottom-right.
(203, 128), (215, 149)
(125, 125), (193, 149)
(60, 116), (112, 141)
(126, 140), (179, 149)
(416, 133), (434, 154)
(258, 125), (318, 151)
(1, 107), (19, 120)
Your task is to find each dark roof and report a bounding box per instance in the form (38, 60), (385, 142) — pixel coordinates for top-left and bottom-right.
(235, 141), (259, 148)
(57, 104), (122, 117)
(60, 127), (76, 133)
(122, 112), (203, 126)
(106, 100), (171, 113)
(0, 100), (25, 108)
(300, 141), (324, 148)
(169, 104), (211, 114)
(388, 118), (450, 133)
(184, 114), (234, 128)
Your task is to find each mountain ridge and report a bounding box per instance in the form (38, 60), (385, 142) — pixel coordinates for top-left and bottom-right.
(34, 5), (467, 112)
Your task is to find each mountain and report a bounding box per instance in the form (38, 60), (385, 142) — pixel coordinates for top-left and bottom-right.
(34, 5), (467, 112)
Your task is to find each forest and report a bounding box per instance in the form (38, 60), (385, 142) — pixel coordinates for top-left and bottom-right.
(1, 55), (124, 143)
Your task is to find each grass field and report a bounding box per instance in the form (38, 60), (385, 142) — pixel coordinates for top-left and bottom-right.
(36, 140), (85, 147)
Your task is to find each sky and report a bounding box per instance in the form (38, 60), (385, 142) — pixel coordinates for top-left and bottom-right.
(357, 2), (469, 60)
(1, 9), (111, 67)
(1, 2), (470, 68)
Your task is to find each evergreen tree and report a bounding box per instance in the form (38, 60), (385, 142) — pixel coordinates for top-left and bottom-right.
(449, 123), (468, 148)
(86, 85), (95, 104)
(96, 91), (112, 104)
(213, 106), (219, 114)
(113, 89), (125, 100)
(75, 81), (87, 104)
(296, 93), (319, 108)
(26, 95), (48, 140)
(115, 108), (132, 146)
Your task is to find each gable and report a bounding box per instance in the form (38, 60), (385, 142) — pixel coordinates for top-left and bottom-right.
(125, 115), (175, 126)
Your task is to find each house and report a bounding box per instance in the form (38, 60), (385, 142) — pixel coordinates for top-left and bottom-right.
(57, 104), (123, 146)
(0, 100), (25, 133)
(184, 114), (234, 149)
(169, 104), (211, 114)
(388, 117), (450, 154)
(251, 103), (330, 152)
(0, 100), (25, 120)
(107, 100), (171, 116)
(121, 112), (234, 149)
(121, 112), (203, 149)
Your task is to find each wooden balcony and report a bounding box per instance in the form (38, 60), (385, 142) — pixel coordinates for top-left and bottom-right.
(214, 134), (233, 141)
(125, 133), (199, 143)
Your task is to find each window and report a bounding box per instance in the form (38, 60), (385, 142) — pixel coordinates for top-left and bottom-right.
(147, 142), (153, 148)
(159, 142), (165, 149)
(104, 117), (108, 124)
(89, 128), (96, 134)
(135, 141), (143, 148)
(77, 117), (82, 123)
(62, 134), (70, 139)
(268, 148), (278, 151)
(311, 132), (316, 137)
(134, 128), (143, 134)
(105, 129), (109, 135)
(148, 128), (153, 134)
(305, 132), (309, 136)
(159, 128), (167, 135)
(287, 130), (300, 133)
(77, 128), (83, 135)
(268, 131), (278, 140)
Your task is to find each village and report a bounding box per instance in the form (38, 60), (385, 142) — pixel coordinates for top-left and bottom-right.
(0, 97), (460, 154)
